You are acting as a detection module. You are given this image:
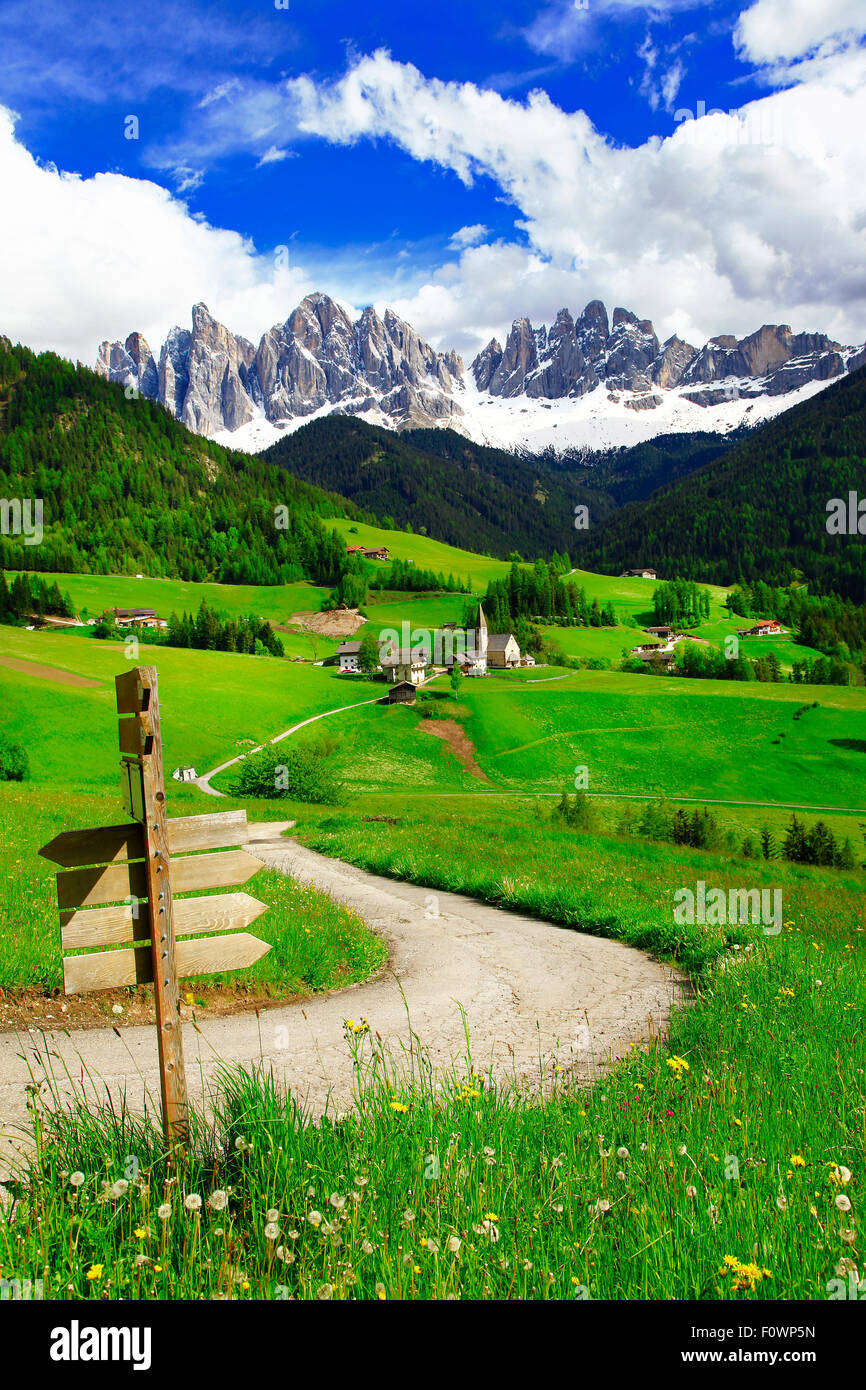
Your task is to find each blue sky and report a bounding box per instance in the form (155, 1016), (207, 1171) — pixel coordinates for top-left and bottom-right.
(0, 0), (758, 261)
(0, 0), (864, 362)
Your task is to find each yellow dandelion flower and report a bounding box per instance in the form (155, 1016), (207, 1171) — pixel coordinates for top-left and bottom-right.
(86, 1264), (103, 1281)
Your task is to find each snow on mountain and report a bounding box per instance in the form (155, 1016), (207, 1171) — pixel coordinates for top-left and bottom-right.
(96, 294), (865, 457)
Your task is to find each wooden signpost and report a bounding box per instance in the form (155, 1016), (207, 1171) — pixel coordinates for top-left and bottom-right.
(39, 666), (272, 1147)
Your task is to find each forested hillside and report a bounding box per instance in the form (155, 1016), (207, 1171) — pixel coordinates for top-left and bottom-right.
(262, 418), (735, 561)
(0, 339), (362, 584)
(573, 366), (866, 602)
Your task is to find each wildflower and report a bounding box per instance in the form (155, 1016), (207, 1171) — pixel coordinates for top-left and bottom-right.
(86, 1265), (103, 1281)
(829, 1165), (852, 1187)
(666, 1056), (690, 1077)
(267, 1208), (280, 1222)
(376, 1284), (387, 1300)
(616, 1172), (625, 1182)
(208, 1190), (228, 1211)
(483, 1212), (499, 1222)
(361, 1240), (374, 1255)
(234, 1137), (248, 1152)
(835, 1195), (852, 1212)
(264, 1223), (279, 1241)
(110, 1179), (129, 1199)
(316, 1283), (333, 1300)
(402, 1208), (415, 1224)
(307, 1211), (323, 1227)
(69, 1172), (85, 1189)
(185, 993), (194, 1005)
(134, 1254), (148, 1268)
(835, 1258), (859, 1279)
(389, 1100), (409, 1114)
(354, 1175), (369, 1187)
(593, 1199), (610, 1215)
(329, 1193), (345, 1210)
(157, 1204), (171, 1221)
(523, 1259), (533, 1272)
(275, 1247), (295, 1264)
(483, 1146), (496, 1158)
(184, 1193), (202, 1212)
(112, 1004), (124, 1015)
(133, 1227), (148, 1239)
(447, 1235), (461, 1254)
(790, 1154), (806, 1168)
(841, 1228), (856, 1245)
(776, 1195), (788, 1211)
(678, 1144), (687, 1157)
(426, 1239), (440, 1257)
(616, 1147), (629, 1160)
(686, 1185), (697, 1198)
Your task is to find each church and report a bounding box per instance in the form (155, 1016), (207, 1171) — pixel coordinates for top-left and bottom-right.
(447, 605), (522, 675)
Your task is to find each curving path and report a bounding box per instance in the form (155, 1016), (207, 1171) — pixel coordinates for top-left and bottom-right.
(0, 823), (680, 1178)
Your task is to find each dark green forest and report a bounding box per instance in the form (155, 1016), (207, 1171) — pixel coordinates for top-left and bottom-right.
(0, 338), (361, 585)
(573, 366), (866, 603)
(261, 417), (735, 561)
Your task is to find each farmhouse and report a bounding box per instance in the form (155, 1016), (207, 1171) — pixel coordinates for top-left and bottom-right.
(643, 624), (675, 641)
(345, 545), (366, 555)
(487, 632), (521, 670)
(638, 649), (676, 671)
(380, 646), (430, 686)
(105, 607), (167, 630)
(737, 619), (781, 637)
(363, 547), (390, 560)
(338, 640), (363, 673)
(622, 567), (658, 579)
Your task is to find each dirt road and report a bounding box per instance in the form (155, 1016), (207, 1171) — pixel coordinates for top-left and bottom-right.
(0, 823), (680, 1177)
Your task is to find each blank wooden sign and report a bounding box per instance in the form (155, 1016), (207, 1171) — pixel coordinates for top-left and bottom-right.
(40, 809), (272, 996)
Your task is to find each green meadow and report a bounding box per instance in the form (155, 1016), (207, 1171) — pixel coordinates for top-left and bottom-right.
(6, 571), (332, 627)
(1, 560), (864, 1303)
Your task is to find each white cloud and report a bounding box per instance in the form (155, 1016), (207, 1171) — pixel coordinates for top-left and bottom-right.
(735, 0), (866, 65)
(281, 47), (866, 351)
(448, 224), (491, 250)
(0, 106), (313, 363)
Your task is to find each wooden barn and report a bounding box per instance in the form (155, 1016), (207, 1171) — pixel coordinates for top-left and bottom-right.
(384, 680), (417, 705)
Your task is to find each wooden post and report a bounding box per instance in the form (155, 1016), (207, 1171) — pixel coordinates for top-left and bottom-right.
(116, 666), (189, 1148)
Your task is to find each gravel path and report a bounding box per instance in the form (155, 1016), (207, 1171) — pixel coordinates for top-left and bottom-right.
(0, 822), (680, 1178)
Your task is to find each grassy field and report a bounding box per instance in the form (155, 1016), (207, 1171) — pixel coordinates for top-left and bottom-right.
(456, 671), (866, 806)
(0, 625), (354, 794)
(6, 571), (332, 626)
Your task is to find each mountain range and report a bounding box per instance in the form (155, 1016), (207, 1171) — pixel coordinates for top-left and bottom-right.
(96, 293), (866, 456)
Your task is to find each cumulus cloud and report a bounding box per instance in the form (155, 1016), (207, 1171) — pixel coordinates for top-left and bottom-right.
(735, 0), (866, 65)
(283, 47), (866, 351)
(448, 224), (491, 250)
(0, 106), (312, 362)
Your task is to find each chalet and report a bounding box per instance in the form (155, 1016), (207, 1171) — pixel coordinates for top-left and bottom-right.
(345, 545), (366, 555)
(487, 633), (521, 670)
(338, 640), (363, 673)
(639, 649), (676, 671)
(737, 619), (781, 637)
(106, 607), (167, 630)
(380, 646), (430, 686)
(622, 567), (658, 579)
(643, 624), (676, 642)
(385, 680), (417, 705)
(363, 547), (390, 561)
(172, 766), (197, 782)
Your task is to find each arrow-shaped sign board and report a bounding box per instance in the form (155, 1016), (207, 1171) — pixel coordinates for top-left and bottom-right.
(36, 667), (274, 1150)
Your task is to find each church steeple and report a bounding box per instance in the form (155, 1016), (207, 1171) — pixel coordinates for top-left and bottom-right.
(476, 603), (488, 663)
